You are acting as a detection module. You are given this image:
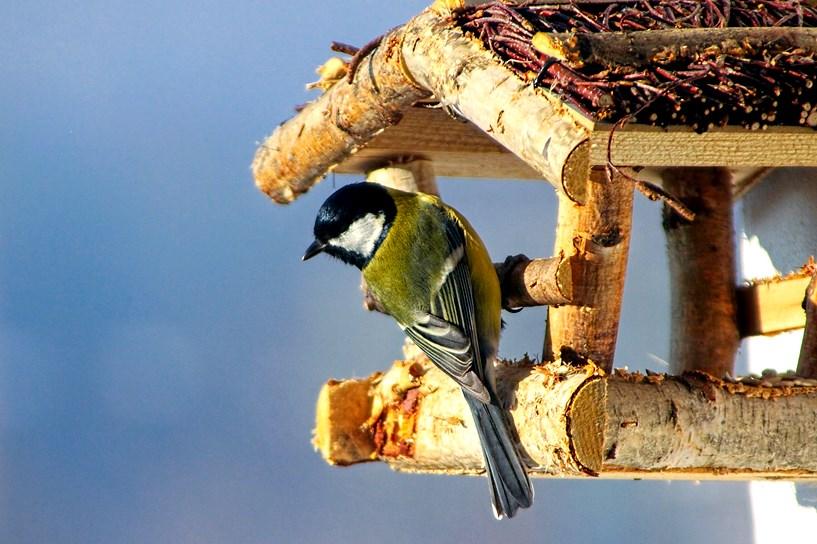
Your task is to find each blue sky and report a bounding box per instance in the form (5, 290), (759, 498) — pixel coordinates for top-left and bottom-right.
(0, 2), (754, 542)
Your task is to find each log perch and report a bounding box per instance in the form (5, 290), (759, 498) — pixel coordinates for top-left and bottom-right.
(496, 254), (581, 308)
(314, 357), (817, 480)
(663, 167), (738, 378)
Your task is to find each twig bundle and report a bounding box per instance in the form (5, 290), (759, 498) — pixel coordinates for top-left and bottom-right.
(455, 1), (817, 131)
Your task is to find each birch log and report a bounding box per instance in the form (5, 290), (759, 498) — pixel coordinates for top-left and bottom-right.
(252, 29), (430, 203)
(662, 167), (739, 378)
(253, 7), (592, 204)
(544, 167), (633, 371)
(401, 9), (592, 203)
(497, 254), (580, 308)
(314, 357), (817, 479)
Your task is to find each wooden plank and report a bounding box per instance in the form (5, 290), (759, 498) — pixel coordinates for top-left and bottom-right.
(332, 108), (817, 182)
(333, 108), (542, 179)
(737, 275), (811, 337)
(591, 124), (817, 168)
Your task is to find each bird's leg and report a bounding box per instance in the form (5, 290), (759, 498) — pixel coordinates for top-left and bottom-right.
(495, 254), (531, 313)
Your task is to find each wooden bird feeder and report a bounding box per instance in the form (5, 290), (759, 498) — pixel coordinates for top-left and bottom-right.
(253, 1), (817, 482)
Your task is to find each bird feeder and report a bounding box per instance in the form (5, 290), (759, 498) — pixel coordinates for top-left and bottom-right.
(253, 0), (817, 481)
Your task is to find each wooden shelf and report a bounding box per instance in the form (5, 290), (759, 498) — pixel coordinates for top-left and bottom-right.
(333, 107), (817, 180)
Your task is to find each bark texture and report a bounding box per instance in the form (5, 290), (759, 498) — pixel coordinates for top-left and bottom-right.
(497, 254), (581, 308)
(253, 7), (591, 204)
(662, 167), (738, 378)
(532, 28), (817, 69)
(402, 9), (592, 203)
(314, 357), (817, 479)
(798, 274), (817, 378)
(544, 167), (633, 371)
(252, 28), (430, 203)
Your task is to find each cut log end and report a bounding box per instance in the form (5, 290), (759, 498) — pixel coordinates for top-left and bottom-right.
(314, 376), (378, 465)
(567, 375), (606, 475)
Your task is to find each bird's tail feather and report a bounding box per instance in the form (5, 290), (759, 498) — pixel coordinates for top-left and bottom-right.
(465, 395), (534, 519)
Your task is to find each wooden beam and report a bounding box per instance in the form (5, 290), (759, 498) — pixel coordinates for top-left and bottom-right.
(331, 108), (809, 186)
(314, 357), (817, 479)
(497, 254), (581, 308)
(331, 107), (817, 182)
(252, 26), (429, 203)
(663, 168), (738, 378)
(737, 274), (812, 338)
(401, 9), (592, 203)
(252, 7), (592, 204)
(544, 167), (633, 371)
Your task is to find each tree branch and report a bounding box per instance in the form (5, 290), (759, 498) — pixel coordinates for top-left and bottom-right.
(252, 28), (430, 203)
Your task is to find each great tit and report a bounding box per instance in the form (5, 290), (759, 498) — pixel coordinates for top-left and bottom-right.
(303, 182), (533, 519)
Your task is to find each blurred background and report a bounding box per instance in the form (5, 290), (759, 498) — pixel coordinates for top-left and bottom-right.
(1, 1), (795, 542)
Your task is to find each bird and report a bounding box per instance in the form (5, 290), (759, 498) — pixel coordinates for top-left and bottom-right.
(302, 181), (533, 519)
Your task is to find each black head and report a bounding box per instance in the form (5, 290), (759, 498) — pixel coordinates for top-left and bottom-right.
(302, 182), (397, 269)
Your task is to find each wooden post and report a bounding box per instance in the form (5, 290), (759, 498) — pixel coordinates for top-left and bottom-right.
(798, 274), (817, 378)
(366, 159), (438, 196)
(662, 167), (738, 378)
(544, 167), (633, 371)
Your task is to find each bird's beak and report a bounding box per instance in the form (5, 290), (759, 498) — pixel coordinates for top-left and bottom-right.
(302, 240), (326, 261)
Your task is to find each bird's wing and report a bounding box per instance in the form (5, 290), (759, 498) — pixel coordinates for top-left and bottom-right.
(403, 215), (491, 403)
(403, 313), (489, 402)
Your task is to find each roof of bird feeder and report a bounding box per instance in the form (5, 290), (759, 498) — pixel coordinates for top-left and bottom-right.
(253, 0), (817, 206)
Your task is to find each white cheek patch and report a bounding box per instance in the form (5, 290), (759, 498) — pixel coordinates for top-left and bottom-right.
(329, 213), (386, 257)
